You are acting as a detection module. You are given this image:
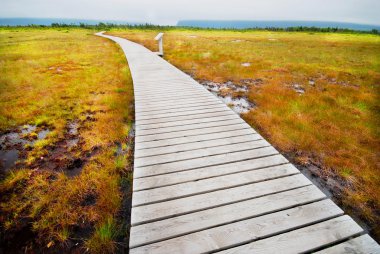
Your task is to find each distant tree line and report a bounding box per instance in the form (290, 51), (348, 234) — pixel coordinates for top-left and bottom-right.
(3, 22), (379, 35)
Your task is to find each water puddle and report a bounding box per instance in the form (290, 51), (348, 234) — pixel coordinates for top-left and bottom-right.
(201, 81), (255, 114)
(0, 149), (19, 173)
(67, 121), (79, 148)
(68, 121), (79, 135)
(220, 96), (253, 114)
(0, 125), (50, 172)
(291, 83), (305, 94)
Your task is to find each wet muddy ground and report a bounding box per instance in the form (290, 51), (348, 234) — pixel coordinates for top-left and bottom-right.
(0, 125), (50, 174)
(200, 80), (256, 114)
(288, 151), (373, 235)
(0, 114), (136, 253)
(199, 78), (374, 238)
(0, 110), (105, 179)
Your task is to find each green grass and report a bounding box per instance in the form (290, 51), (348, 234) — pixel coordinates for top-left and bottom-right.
(0, 28), (134, 253)
(108, 28), (380, 239)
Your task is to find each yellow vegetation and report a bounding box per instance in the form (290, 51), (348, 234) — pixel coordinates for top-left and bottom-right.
(108, 28), (380, 239)
(0, 28), (134, 252)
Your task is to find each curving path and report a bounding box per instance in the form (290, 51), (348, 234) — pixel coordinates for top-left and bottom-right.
(96, 32), (380, 254)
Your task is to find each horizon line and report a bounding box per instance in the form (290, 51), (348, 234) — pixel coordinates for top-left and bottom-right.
(1, 17), (380, 27)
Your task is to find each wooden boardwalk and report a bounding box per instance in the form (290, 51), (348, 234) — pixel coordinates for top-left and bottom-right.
(97, 33), (380, 254)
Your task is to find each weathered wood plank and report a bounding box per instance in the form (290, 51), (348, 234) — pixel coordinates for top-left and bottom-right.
(135, 133), (260, 158)
(133, 154), (288, 190)
(136, 111), (236, 125)
(132, 164), (299, 206)
(131, 174), (311, 225)
(136, 97), (217, 110)
(134, 146), (279, 178)
(135, 128), (256, 150)
(135, 91), (214, 102)
(135, 92), (213, 104)
(135, 91), (209, 100)
(135, 118), (245, 137)
(135, 101), (222, 115)
(136, 107), (230, 121)
(218, 216), (364, 254)
(130, 185), (326, 247)
(134, 139), (269, 167)
(130, 200), (342, 253)
(218, 215), (363, 254)
(136, 123), (252, 143)
(315, 234), (380, 254)
(135, 101), (223, 115)
(135, 114), (239, 130)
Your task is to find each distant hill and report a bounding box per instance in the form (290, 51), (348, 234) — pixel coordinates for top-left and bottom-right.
(0, 18), (140, 26)
(177, 20), (380, 31)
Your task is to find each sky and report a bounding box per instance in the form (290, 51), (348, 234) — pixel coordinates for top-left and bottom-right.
(1, 0), (379, 26)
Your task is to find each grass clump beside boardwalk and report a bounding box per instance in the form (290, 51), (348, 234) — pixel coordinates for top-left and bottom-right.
(108, 29), (380, 239)
(0, 28), (134, 253)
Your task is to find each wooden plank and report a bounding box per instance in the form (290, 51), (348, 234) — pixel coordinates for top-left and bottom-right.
(134, 146), (279, 178)
(135, 128), (256, 150)
(134, 79), (197, 86)
(130, 200), (343, 253)
(135, 133), (260, 158)
(135, 90), (212, 101)
(136, 98), (221, 110)
(135, 90), (208, 99)
(135, 81), (201, 87)
(136, 118), (245, 136)
(134, 82), (199, 88)
(133, 70), (185, 78)
(132, 164), (299, 206)
(129, 185), (326, 247)
(135, 87), (206, 96)
(134, 139), (269, 167)
(136, 110), (233, 125)
(131, 174), (311, 225)
(315, 234), (380, 254)
(218, 216), (364, 254)
(133, 154), (288, 191)
(136, 123), (252, 143)
(135, 114), (239, 130)
(136, 107), (229, 121)
(135, 78), (195, 84)
(135, 94), (214, 105)
(136, 97), (217, 109)
(135, 101), (222, 114)
(135, 101), (223, 115)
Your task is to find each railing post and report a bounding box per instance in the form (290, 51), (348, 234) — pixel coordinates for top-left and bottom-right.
(154, 33), (164, 56)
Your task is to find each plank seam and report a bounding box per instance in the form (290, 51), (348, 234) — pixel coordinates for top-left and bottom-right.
(134, 150), (280, 179)
(135, 143), (271, 168)
(132, 172), (301, 207)
(135, 133), (255, 150)
(133, 161), (291, 191)
(131, 184), (313, 226)
(130, 196), (328, 248)
(136, 126), (252, 143)
(135, 138), (262, 158)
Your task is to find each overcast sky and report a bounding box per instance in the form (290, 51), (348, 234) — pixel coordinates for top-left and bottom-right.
(1, 0), (379, 25)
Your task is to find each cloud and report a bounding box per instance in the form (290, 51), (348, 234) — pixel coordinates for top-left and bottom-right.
(1, 0), (379, 25)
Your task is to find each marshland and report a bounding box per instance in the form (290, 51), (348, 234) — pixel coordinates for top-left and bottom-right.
(0, 24), (379, 252)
